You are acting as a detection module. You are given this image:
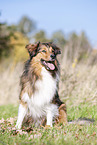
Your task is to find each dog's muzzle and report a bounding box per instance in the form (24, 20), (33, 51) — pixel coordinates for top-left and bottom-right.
(41, 59), (56, 71)
(50, 54), (56, 60)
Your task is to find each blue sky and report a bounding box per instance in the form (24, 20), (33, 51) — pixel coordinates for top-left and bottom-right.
(0, 0), (97, 47)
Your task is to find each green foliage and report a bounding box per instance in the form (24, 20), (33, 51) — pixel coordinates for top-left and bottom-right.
(0, 17), (29, 63)
(17, 16), (36, 36)
(62, 31), (92, 63)
(0, 22), (14, 59)
(0, 15), (93, 65)
(69, 32), (91, 54)
(34, 30), (51, 42)
(10, 32), (29, 63)
(51, 30), (66, 48)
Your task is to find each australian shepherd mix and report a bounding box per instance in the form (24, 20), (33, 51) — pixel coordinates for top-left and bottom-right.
(16, 42), (67, 129)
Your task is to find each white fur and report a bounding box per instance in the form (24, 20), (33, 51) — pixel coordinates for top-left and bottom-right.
(16, 104), (27, 129)
(16, 67), (59, 128)
(46, 110), (53, 127)
(32, 67), (57, 106)
(46, 104), (58, 126)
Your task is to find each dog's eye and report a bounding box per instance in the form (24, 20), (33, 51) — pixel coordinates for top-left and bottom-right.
(42, 50), (46, 53)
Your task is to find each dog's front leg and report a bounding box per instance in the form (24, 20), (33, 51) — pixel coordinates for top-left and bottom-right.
(46, 110), (53, 127)
(16, 103), (27, 129)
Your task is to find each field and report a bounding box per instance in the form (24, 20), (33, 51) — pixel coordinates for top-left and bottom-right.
(0, 62), (97, 145)
(0, 2), (97, 144)
(0, 104), (97, 145)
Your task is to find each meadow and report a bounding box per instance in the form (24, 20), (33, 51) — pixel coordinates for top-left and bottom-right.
(0, 61), (97, 145)
(0, 9), (97, 145)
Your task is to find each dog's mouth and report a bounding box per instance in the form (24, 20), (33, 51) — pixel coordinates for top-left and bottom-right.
(41, 59), (56, 71)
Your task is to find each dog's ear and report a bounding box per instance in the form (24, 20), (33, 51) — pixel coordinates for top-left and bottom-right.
(49, 43), (61, 55)
(25, 41), (40, 58)
(54, 45), (61, 55)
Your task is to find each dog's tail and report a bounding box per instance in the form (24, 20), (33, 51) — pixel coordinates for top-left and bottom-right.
(68, 117), (95, 125)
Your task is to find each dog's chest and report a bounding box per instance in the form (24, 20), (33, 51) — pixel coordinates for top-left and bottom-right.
(31, 67), (57, 106)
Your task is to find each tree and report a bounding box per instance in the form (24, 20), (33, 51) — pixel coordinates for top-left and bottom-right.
(10, 31), (29, 64)
(62, 31), (92, 64)
(0, 22), (13, 59)
(51, 30), (66, 48)
(79, 31), (91, 52)
(34, 30), (50, 42)
(17, 16), (36, 36)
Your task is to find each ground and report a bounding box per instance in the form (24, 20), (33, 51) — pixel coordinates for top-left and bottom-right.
(0, 63), (97, 144)
(0, 104), (97, 145)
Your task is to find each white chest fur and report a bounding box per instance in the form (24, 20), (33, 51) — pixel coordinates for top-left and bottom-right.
(22, 67), (59, 120)
(31, 67), (57, 106)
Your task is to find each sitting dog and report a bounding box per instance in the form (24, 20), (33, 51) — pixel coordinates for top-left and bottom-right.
(16, 42), (67, 129)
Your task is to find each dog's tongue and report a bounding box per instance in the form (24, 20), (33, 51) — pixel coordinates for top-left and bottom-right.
(47, 62), (55, 70)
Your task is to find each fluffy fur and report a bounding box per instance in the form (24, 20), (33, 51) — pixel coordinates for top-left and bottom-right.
(16, 42), (67, 129)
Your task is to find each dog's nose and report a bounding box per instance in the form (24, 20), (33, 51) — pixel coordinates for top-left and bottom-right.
(50, 54), (56, 60)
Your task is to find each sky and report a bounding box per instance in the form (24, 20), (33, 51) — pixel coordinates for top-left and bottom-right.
(0, 0), (97, 47)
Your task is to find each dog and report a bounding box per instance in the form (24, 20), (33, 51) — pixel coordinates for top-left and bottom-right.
(16, 41), (67, 129)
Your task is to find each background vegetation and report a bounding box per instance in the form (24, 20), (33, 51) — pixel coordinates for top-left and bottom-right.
(0, 15), (97, 144)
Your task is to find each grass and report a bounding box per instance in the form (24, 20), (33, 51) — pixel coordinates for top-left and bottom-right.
(0, 104), (97, 145)
(0, 63), (97, 144)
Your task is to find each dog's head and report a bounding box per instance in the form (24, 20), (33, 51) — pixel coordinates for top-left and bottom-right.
(26, 41), (61, 71)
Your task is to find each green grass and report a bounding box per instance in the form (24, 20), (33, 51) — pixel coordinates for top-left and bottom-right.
(0, 104), (18, 120)
(0, 104), (97, 145)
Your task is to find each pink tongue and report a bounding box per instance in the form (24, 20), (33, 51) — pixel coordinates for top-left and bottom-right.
(47, 63), (55, 70)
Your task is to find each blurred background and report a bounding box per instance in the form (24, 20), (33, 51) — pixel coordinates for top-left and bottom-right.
(0, 0), (97, 106)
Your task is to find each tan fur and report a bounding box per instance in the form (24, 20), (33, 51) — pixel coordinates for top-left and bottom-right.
(58, 104), (67, 123)
(20, 100), (27, 108)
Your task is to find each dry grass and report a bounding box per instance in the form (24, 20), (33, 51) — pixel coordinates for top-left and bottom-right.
(59, 63), (97, 107)
(0, 60), (97, 107)
(0, 62), (23, 105)
(0, 60), (97, 145)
